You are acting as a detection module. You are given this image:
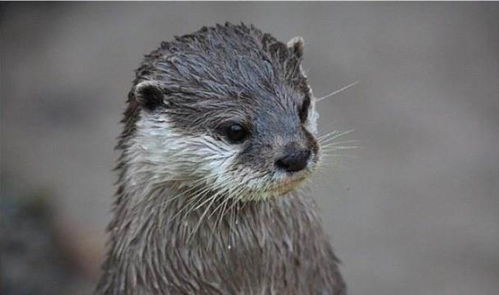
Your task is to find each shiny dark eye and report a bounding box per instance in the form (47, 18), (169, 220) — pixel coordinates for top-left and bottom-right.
(299, 96), (311, 122)
(225, 124), (249, 144)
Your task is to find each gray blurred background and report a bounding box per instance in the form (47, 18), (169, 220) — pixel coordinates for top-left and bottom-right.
(1, 2), (499, 294)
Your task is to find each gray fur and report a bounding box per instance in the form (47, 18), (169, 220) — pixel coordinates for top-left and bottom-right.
(96, 23), (345, 294)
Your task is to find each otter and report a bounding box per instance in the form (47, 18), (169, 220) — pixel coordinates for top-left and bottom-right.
(96, 23), (346, 294)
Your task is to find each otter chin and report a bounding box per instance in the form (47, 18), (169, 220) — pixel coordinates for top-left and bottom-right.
(96, 23), (345, 295)
(270, 179), (305, 196)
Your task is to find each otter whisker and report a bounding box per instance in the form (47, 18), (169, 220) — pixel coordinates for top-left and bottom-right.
(318, 129), (355, 143)
(321, 139), (360, 146)
(321, 145), (361, 151)
(170, 183), (213, 222)
(315, 81), (359, 102)
(183, 172), (232, 219)
(206, 196), (232, 247)
(188, 188), (225, 241)
(179, 185), (216, 219)
(210, 194), (231, 228)
(318, 130), (340, 140)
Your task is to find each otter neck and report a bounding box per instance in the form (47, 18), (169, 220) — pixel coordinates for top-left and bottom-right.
(107, 178), (323, 255)
(97, 175), (344, 294)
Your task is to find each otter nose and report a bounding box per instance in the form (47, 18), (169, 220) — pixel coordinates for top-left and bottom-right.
(275, 149), (311, 173)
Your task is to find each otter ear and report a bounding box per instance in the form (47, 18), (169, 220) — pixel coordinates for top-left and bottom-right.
(285, 36), (305, 81)
(287, 36), (304, 59)
(134, 81), (165, 111)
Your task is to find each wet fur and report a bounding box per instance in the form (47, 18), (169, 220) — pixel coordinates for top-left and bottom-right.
(96, 23), (345, 294)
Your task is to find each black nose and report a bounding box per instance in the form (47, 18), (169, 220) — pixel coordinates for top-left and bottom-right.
(275, 149), (311, 172)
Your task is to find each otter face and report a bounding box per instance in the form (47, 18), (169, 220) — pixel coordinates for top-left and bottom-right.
(126, 24), (321, 201)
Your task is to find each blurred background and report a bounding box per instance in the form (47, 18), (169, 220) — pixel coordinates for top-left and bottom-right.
(1, 2), (498, 294)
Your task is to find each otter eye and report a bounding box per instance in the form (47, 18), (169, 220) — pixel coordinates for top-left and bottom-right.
(224, 123), (248, 144)
(299, 96), (311, 122)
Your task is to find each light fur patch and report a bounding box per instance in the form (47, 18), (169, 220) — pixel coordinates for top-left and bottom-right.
(124, 106), (319, 202)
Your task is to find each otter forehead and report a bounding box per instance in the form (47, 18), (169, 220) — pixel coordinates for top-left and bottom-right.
(133, 23), (311, 134)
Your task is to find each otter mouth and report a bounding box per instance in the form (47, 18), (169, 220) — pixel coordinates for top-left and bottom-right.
(267, 157), (318, 196)
(269, 174), (308, 195)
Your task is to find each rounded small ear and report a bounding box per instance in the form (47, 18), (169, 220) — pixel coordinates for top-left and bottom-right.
(287, 36), (304, 59)
(134, 81), (165, 111)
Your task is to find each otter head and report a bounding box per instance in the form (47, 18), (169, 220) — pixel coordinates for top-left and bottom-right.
(124, 24), (321, 201)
